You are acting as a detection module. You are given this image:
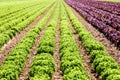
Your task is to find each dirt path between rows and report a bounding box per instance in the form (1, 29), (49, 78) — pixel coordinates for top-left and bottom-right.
(65, 7), (101, 80)
(18, 5), (56, 80)
(52, 17), (63, 80)
(0, 3), (54, 66)
(70, 24), (101, 80)
(70, 6), (120, 66)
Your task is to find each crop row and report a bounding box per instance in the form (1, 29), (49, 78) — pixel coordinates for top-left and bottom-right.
(0, 1), (44, 22)
(0, 2), (46, 27)
(73, 1), (120, 30)
(0, 3), (56, 80)
(59, 2), (90, 80)
(0, 0), (45, 18)
(65, 0), (120, 48)
(0, 2), (49, 33)
(64, 2), (120, 80)
(79, 0), (120, 16)
(0, 1), (54, 48)
(29, 3), (59, 79)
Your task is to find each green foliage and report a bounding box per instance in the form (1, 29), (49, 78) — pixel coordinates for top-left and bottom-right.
(29, 4), (59, 79)
(37, 46), (54, 55)
(78, 31), (94, 41)
(64, 2), (120, 80)
(0, 1), (55, 79)
(61, 59), (83, 71)
(59, 3), (90, 80)
(30, 54), (55, 77)
(63, 70), (89, 80)
(90, 50), (108, 61)
(106, 74), (120, 80)
(0, 0), (54, 48)
(101, 69), (120, 80)
(30, 74), (50, 80)
(96, 62), (119, 74)
(0, 34), (10, 47)
(93, 56), (116, 69)
(83, 40), (104, 52)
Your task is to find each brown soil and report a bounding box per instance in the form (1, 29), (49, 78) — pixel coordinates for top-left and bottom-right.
(18, 4), (56, 80)
(18, 21), (48, 80)
(0, 3), (54, 66)
(70, 25), (101, 80)
(52, 17), (63, 80)
(65, 8), (101, 80)
(70, 7), (120, 66)
(18, 25), (46, 80)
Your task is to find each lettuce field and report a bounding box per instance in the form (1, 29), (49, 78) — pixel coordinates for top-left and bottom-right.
(0, 0), (120, 80)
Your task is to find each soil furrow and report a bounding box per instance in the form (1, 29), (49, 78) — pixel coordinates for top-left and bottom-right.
(52, 17), (63, 80)
(70, 6), (120, 66)
(65, 10), (100, 80)
(0, 3), (54, 66)
(18, 24), (46, 80)
(18, 5), (56, 80)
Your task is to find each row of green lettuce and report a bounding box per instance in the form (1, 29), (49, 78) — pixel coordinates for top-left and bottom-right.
(0, 1), (44, 22)
(29, 2), (60, 80)
(59, 3), (90, 80)
(0, 0), (45, 18)
(0, 0), (54, 48)
(64, 2), (120, 80)
(0, 1), (46, 29)
(0, 3), (56, 80)
(0, 2), (47, 33)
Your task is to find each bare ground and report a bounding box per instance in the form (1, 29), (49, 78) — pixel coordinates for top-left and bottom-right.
(52, 17), (63, 80)
(65, 8), (101, 80)
(70, 7), (120, 66)
(0, 3), (54, 66)
(70, 25), (101, 80)
(18, 5), (56, 80)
